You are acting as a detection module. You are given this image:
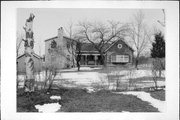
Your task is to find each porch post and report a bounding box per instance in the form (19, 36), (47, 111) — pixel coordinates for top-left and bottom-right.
(94, 55), (98, 65)
(85, 55), (87, 65)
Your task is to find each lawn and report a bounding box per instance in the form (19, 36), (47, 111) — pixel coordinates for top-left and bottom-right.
(17, 66), (165, 112)
(148, 90), (165, 101)
(17, 87), (161, 112)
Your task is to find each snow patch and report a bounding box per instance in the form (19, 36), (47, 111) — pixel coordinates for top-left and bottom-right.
(59, 72), (107, 85)
(18, 69), (165, 90)
(35, 103), (61, 113)
(61, 67), (102, 72)
(50, 96), (61, 100)
(114, 91), (165, 112)
(85, 87), (95, 93)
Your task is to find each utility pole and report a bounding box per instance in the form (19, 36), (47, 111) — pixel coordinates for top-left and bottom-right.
(23, 13), (35, 92)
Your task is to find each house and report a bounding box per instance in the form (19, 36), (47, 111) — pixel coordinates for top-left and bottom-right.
(79, 39), (134, 66)
(44, 27), (134, 69)
(17, 53), (43, 74)
(44, 27), (76, 69)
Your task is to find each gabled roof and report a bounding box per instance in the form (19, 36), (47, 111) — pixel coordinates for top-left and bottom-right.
(44, 36), (76, 42)
(17, 53), (42, 59)
(44, 36), (58, 42)
(104, 39), (134, 52)
(80, 39), (134, 52)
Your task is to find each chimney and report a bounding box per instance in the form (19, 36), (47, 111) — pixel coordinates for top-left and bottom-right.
(58, 27), (64, 38)
(57, 27), (64, 47)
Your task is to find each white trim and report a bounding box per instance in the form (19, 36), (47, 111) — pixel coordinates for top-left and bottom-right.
(104, 40), (119, 52)
(81, 54), (100, 56)
(117, 44), (122, 49)
(111, 55), (129, 63)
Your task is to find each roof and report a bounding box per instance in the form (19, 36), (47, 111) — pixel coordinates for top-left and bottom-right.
(105, 39), (134, 52)
(80, 43), (111, 52)
(80, 39), (134, 52)
(17, 53), (42, 59)
(44, 36), (76, 42)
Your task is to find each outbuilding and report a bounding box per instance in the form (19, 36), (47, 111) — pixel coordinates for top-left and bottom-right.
(17, 53), (43, 74)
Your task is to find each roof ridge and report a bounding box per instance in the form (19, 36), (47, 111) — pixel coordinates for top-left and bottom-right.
(17, 53), (42, 59)
(44, 35), (76, 42)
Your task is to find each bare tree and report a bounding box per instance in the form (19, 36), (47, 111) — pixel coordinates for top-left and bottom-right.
(65, 21), (76, 67)
(43, 41), (63, 91)
(129, 10), (151, 69)
(43, 63), (58, 92)
(74, 37), (84, 71)
(77, 20), (129, 66)
(157, 9), (165, 27)
(151, 59), (160, 90)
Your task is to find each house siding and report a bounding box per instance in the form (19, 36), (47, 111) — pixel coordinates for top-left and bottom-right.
(17, 55), (42, 74)
(45, 28), (76, 69)
(106, 40), (133, 64)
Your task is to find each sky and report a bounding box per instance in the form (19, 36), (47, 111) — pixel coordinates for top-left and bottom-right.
(17, 8), (165, 56)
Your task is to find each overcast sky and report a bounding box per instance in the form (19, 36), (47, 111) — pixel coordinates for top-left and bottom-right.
(17, 8), (165, 56)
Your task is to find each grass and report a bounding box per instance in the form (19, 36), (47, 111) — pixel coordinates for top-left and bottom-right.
(148, 90), (165, 101)
(17, 88), (61, 112)
(17, 87), (160, 112)
(17, 65), (165, 112)
(60, 89), (159, 112)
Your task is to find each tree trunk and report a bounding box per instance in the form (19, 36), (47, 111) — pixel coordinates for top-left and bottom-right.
(24, 14), (35, 92)
(135, 56), (139, 70)
(76, 53), (81, 71)
(77, 62), (80, 71)
(77, 56), (81, 71)
(135, 59), (138, 69)
(100, 52), (106, 67)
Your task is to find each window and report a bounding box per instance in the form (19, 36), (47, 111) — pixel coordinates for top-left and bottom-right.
(111, 55), (129, 63)
(111, 55), (116, 62)
(117, 44), (122, 49)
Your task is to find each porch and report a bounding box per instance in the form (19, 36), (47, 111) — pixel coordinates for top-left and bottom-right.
(80, 54), (103, 66)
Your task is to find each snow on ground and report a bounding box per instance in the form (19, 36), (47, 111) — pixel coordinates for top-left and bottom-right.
(114, 91), (166, 112)
(35, 103), (61, 113)
(17, 68), (165, 90)
(109, 70), (165, 79)
(50, 96), (61, 100)
(60, 67), (102, 72)
(85, 87), (96, 93)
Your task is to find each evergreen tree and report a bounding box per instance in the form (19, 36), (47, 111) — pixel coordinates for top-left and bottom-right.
(151, 32), (165, 58)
